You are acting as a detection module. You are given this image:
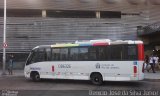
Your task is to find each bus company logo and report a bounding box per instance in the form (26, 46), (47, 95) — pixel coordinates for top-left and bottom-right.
(30, 67), (41, 70)
(58, 64), (71, 68)
(95, 63), (101, 69)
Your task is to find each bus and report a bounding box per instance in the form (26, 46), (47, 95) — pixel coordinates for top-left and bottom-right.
(24, 39), (144, 85)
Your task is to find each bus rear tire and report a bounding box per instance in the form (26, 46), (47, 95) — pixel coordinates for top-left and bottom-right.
(90, 73), (103, 85)
(30, 72), (41, 82)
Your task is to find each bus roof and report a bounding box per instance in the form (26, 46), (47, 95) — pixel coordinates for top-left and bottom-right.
(32, 45), (51, 50)
(50, 39), (143, 48)
(32, 39), (143, 49)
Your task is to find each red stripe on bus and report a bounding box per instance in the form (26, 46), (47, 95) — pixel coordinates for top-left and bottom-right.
(93, 42), (109, 46)
(138, 44), (144, 61)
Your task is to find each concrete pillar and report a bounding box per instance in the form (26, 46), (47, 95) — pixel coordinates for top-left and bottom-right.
(96, 11), (100, 19)
(42, 10), (47, 17)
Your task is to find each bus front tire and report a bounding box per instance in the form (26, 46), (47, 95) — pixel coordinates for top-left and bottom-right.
(30, 72), (40, 82)
(90, 73), (103, 85)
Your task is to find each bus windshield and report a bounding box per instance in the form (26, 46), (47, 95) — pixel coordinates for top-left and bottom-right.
(26, 47), (51, 65)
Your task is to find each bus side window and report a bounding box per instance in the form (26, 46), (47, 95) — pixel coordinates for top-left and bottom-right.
(60, 48), (68, 60)
(105, 46), (111, 60)
(45, 48), (51, 61)
(110, 45), (122, 61)
(35, 48), (46, 62)
(122, 45), (128, 60)
(52, 48), (60, 61)
(89, 47), (97, 60)
(97, 47), (106, 61)
(69, 48), (79, 61)
(79, 47), (88, 60)
(127, 45), (137, 60)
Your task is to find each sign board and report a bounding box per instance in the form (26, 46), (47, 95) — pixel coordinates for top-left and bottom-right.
(3, 42), (8, 48)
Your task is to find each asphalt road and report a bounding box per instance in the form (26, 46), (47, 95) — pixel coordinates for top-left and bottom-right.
(0, 76), (160, 96)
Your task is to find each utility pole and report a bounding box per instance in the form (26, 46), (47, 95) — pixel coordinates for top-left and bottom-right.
(2, 0), (7, 75)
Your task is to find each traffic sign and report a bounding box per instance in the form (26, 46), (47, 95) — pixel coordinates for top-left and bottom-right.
(3, 42), (8, 48)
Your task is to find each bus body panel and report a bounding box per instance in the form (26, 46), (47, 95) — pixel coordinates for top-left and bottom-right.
(24, 61), (144, 81)
(24, 39), (145, 83)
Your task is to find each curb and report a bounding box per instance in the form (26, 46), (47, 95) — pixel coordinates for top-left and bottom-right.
(144, 79), (160, 82)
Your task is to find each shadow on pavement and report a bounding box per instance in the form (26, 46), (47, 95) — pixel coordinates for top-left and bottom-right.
(26, 78), (143, 87)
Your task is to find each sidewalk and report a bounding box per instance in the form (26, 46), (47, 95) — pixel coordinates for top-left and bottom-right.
(0, 70), (24, 77)
(0, 69), (160, 80)
(144, 70), (160, 80)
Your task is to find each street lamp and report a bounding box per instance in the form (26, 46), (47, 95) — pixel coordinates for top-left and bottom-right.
(2, 0), (7, 75)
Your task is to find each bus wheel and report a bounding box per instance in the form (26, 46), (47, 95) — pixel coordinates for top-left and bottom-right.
(90, 73), (103, 85)
(31, 72), (40, 82)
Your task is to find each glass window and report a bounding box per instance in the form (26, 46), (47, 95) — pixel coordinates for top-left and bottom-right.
(118, 45), (138, 61)
(27, 48), (46, 64)
(97, 47), (106, 60)
(89, 47), (97, 60)
(79, 47), (88, 60)
(26, 51), (35, 65)
(128, 46), (136, 55)
(60, 48), (68, 60)
(69, 48), (79, 61)
(45, 48), (51, 61)
(36, 48), (46, 62)
(110, 45), (122, 60)
(105, 46), (111, 60)
(127, 45), (137, 60)
(121, 45), (128, 60)
(52, 48), (60, 61)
